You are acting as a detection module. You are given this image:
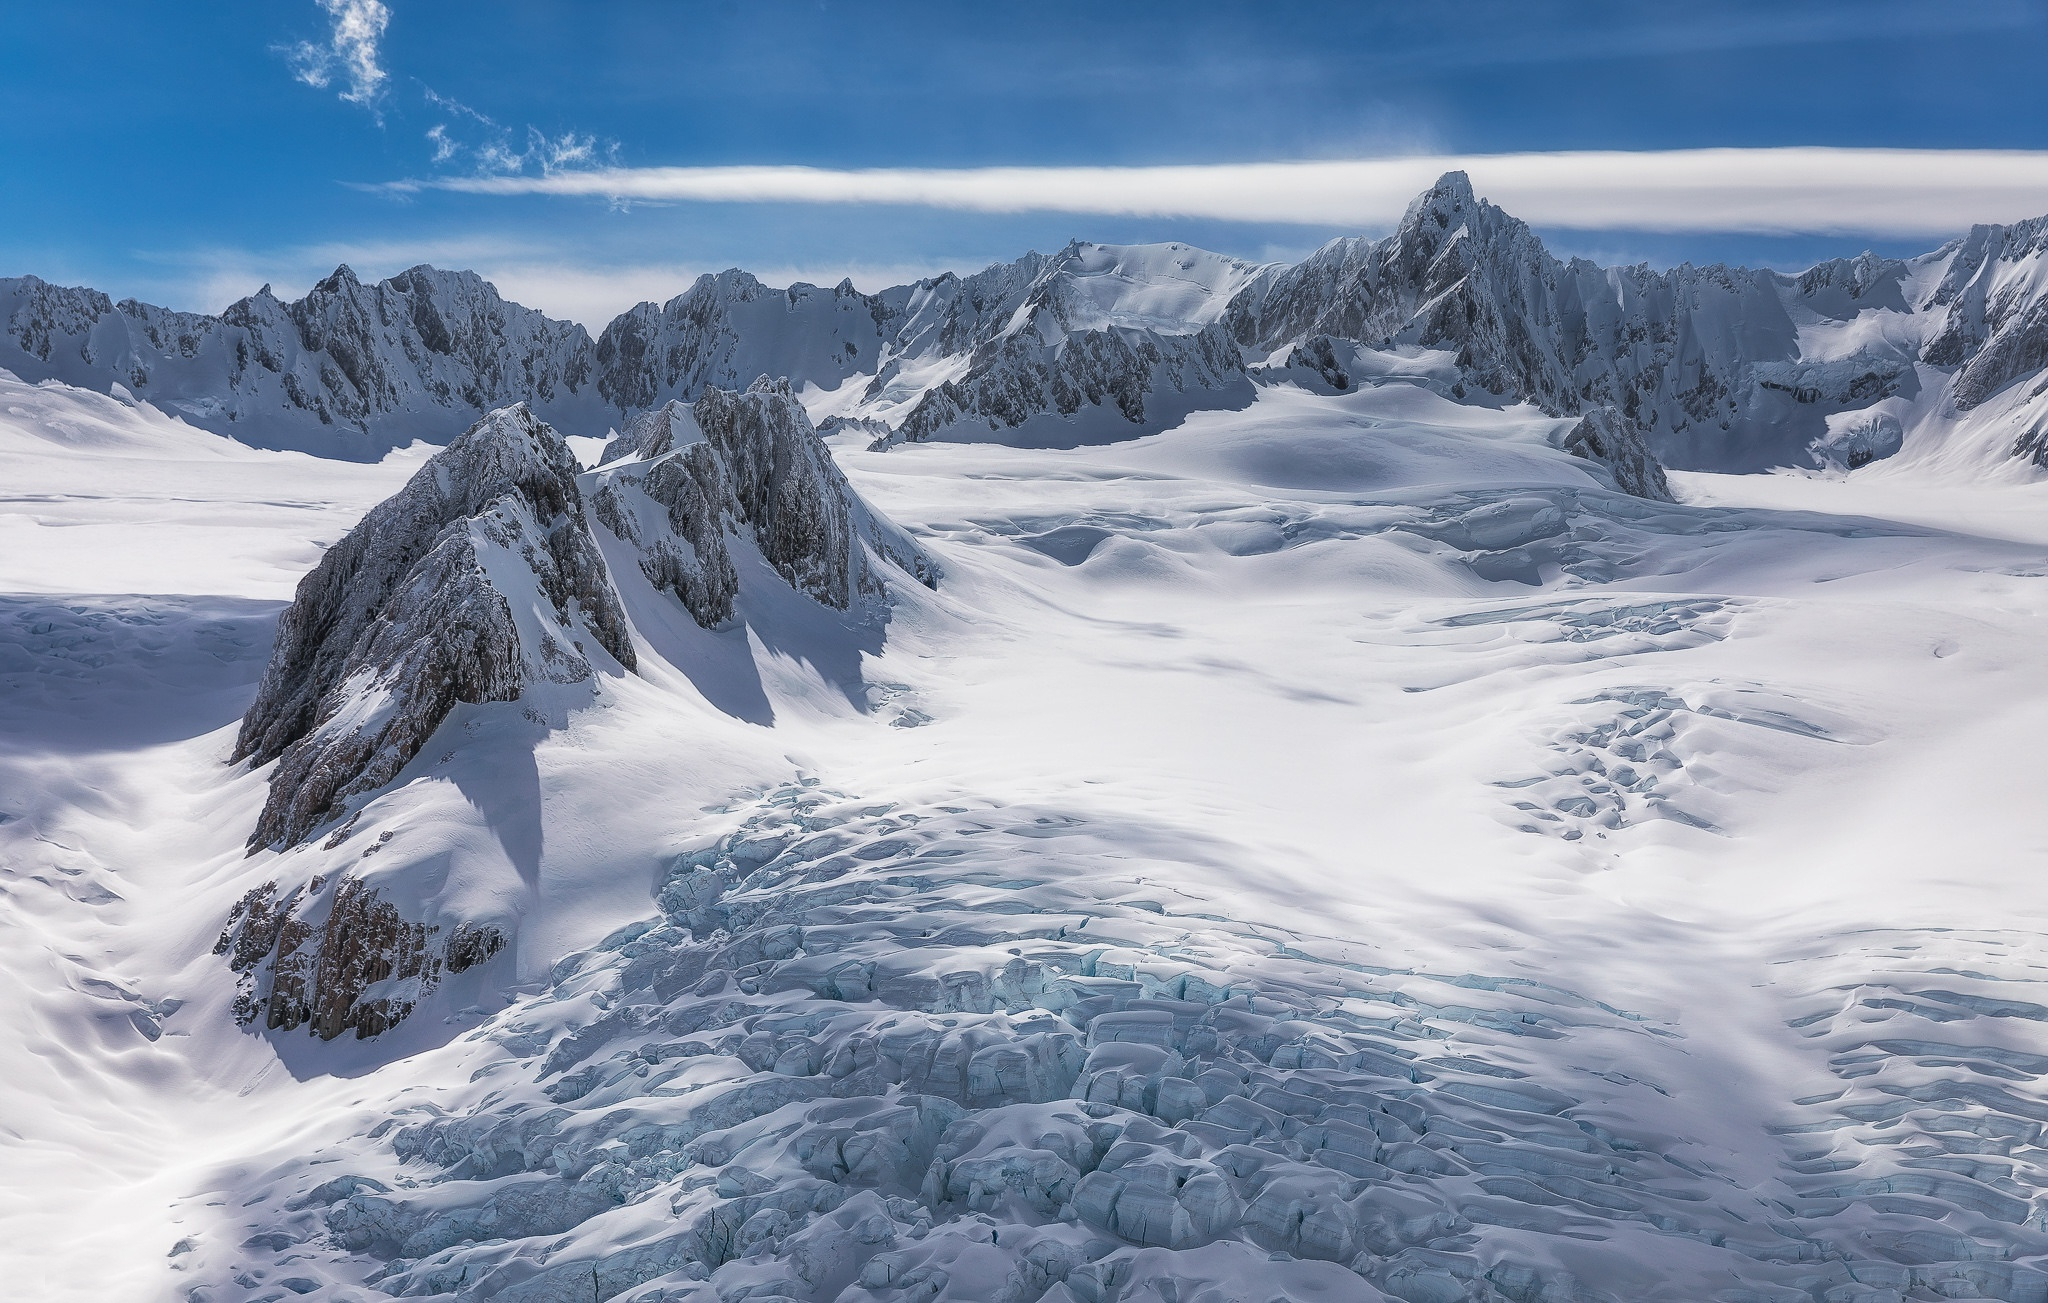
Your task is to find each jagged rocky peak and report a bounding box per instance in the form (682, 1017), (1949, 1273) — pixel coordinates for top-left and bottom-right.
(1915, 216), (2048, 410)
(888, 320), (1249, 448)
(233, 402), (633, 852)
(877, 241), (1260, 449)
(591, 377), (938, 626)
(1225, 170), (1572, 403)
(1221, 170), (1936, 475)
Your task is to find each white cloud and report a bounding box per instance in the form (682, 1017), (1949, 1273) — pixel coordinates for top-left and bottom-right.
(392, 148), (2048, 237)
(288, 0), (391, 107)
(416, 86), (618, 180)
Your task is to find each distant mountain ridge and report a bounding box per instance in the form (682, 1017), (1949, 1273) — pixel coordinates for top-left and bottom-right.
(10, 173), (2048, 475)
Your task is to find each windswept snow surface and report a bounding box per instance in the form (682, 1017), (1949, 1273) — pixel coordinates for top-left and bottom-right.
(4, 365), (2048, 1302)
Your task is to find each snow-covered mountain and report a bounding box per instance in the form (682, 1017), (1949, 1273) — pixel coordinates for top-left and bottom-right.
(23, 177), (2048, 478)
(0, 265), (607, 457)
(592, 274), (888, 414)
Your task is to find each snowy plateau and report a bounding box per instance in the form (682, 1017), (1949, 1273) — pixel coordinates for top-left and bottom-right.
(3, 173), (2048, 1303)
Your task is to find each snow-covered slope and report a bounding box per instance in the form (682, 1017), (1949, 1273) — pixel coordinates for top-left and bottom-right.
(8, 361), (2048, 1300)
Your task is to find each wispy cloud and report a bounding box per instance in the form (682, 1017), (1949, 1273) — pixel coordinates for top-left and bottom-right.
(386, 148), (2048, 237)
(417, 88), (616, 179)
(285, 0), (391, 107)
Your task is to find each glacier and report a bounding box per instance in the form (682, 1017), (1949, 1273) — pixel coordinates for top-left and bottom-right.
(3, 175), (2048, 1303)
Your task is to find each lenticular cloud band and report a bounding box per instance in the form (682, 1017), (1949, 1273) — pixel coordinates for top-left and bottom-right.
(407, 148), (2048, 236)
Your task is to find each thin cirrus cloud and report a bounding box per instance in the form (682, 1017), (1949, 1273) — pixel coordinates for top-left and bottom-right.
(392, 148), (2048, 237)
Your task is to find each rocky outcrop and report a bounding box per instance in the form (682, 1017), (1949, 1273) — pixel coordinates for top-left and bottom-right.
(0, 265), (604, 457)
(592, 403), (743, 625)
(216, 876), (505, 1040)
(1555, 407), (1673, 502)
(873, 241), (1260, 448)
(1920, 218), (2048, 412)
(592, 379), (938, 624)
(236, 385), (937, 854)
(1280, 335), (1354, 391)
(816, 414), (894, 442)
(221, 392), (940, 1042)
(232, 404), (634, 850)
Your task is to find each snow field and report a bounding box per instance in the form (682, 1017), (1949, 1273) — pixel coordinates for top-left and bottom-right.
(2, 370), (2047, 1301)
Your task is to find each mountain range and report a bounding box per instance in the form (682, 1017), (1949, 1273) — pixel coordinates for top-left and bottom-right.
(9, 172), (2048, 477)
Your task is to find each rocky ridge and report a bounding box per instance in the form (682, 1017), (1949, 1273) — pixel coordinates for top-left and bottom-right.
(232, 402), (634, 853)
(1223, 173), (1915, 473)
(592, 379), (938, 626)
(0, 265), (605, 457)
(225, 389), (935, 1039)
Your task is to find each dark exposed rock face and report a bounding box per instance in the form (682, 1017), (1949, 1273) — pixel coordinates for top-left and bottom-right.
(815, 414), (894, 442)
(592, 402), (745, 626)
(592, 379), (938, 625)
(232, 404), (634, 851)
(1284, 336), (1354, 391)
(237, 386), (936, 857)
(1924, 217), (2048, 411)
(1556, 407), (1674, 503)
(698, 381), (863, 607)
(216, 876), (506, 1040)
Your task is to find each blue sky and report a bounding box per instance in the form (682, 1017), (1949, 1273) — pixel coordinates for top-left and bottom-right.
(6, 1), (2048, 324)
